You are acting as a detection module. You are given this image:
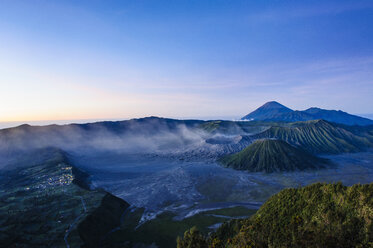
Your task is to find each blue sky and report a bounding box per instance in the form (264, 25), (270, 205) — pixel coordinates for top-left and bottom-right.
(0, 0), (372, 124)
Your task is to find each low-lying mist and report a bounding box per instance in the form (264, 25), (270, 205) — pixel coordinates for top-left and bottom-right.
(0, 117), (270, 171)
(0, 118), (207, 156)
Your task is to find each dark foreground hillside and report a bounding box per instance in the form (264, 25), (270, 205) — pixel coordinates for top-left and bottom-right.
(177, 183), (373, 248)
(0, 148), (130, 248)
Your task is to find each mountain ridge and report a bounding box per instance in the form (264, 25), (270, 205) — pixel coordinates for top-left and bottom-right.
(254, 119), (372, 154)
(242, 101), (373, 126)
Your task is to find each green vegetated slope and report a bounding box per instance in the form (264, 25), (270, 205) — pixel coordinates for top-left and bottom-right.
(255, 119), (372, 154)
(199, 120), (269, 135)
(0, 148), (128, 248)
(200, 121), (244, 134)
(219, 139), (328, 173)
(336, 124), (373, 143)
(177, 183), (373, 248)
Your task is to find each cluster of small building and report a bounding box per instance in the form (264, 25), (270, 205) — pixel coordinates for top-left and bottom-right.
(46, 173), (74, 186)
(25, 166), (74, 191)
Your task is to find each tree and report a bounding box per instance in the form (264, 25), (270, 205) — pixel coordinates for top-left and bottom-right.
(177, 226), (208, 248)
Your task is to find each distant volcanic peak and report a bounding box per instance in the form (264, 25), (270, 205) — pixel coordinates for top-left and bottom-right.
(241, 101), (293, 121)
(260, 101), (292, 111)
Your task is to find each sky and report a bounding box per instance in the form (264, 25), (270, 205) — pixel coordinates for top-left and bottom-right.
(0, 0), (373, 126)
